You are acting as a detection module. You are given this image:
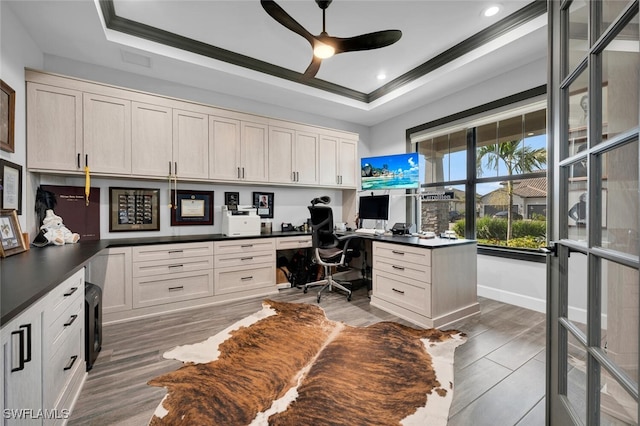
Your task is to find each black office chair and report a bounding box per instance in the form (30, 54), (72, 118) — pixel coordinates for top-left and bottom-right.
(304, 197), (360, 303)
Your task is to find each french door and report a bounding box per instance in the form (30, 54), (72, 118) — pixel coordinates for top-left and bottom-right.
(548, 0), (639, 424)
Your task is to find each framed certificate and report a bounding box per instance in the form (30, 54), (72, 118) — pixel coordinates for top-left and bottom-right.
(171, 190), (214, 226)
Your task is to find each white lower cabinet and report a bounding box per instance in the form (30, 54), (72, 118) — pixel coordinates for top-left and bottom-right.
(1, 269), (86, 426)
(213, 239), (275, 297)
(132, 243), (214, 308)
(370, 241), (479, 329)
(86, 247), (132, 315)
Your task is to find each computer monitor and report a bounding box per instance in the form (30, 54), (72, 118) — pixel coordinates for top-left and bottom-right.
(358, 195), (389, 221)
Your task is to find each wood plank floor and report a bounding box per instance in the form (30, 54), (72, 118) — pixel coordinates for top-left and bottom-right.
(69, 286), (547, 425)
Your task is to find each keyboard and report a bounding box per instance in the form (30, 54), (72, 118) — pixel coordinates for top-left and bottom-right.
(355, 228), (384, 235)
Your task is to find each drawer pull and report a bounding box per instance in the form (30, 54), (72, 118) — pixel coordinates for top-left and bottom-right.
(240, 257), (254, 261)
(64, 287), (78, 297)
(392, 288), (405, 295)
(240, 244), (253, 248)
(168, 264), (184, 269)
(64, 315), (78, 327)
(392, 265), (405, 271)
(168, 286), (184, 292)
(241, 276), (253, 281)
(391, 250), (405, 255)
(63, 355), (78, 371)
(168, 250), (184, 254)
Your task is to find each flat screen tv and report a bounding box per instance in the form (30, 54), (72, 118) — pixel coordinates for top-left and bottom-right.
(358, 195), (390, 221)
(361, 152), (421, 190)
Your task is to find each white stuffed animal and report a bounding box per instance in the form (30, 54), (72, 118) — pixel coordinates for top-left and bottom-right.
(40, 209), (80, 246)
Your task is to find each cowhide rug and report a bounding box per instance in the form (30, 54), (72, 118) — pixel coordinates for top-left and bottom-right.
(148, 300), (466, 426)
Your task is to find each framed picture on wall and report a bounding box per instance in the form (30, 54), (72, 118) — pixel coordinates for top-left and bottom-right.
(109, 187), (160, 232)
(170, 190), (214, 226)
(253, 192), (274, 219)
(0, 209), (27, 257)
(0, 159), (22, 214)
(224, 191), (239, 211)
(0, 80), (15, 153)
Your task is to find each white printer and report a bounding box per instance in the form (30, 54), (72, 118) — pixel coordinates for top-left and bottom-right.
(221, 205), (261, 236)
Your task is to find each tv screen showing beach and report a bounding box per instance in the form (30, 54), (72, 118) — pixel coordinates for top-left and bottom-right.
(361, 153), (421, 190)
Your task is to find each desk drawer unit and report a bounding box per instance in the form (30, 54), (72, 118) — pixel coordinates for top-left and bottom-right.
(373, 242), (431, 267)
(275, 236), (312, 250)
(372, 270), (431, 317)
(213, 239), (275, 255)
(132, 242), (213, 262)
(214, 264), (276, 295)
(133, 256), (213, 278)
(133, 270), (214, 308)
(46, 269), (84, 326)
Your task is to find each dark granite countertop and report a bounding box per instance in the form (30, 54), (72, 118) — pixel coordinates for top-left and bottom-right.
(1, 230), (474, 326)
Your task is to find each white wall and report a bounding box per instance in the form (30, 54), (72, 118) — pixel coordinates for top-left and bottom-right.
(0, 2), (44, 231)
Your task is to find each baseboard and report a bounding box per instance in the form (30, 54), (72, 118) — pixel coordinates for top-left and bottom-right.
(477, 285), (546, 314)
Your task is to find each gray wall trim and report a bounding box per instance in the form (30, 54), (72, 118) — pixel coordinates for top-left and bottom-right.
(99, 0), (547, 104)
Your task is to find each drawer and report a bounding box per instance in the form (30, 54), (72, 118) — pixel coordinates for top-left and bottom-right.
(214, 238), (275, 255)
(45, 320), (83, 410)
(214, 264), (275, 295)
(276, 236), (312, 250)
(373, 242), (431, 267)
(132, 242), (213, 262)
(47, 301), (83, 353)
(213, 250), (274, 269)
(373, 270), (431, 317)
(133, 255), (213, 278)
(373, 258), (431, 283)
(46, 268), (84, 325)
(133, 270), (214, 308)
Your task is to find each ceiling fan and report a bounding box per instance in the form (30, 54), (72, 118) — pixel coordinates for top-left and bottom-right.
(261, 0), (402, 78)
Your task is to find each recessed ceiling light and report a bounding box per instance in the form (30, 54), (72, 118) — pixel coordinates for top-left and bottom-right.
(483, 5), (501, 17)
(377, 73), (387, 80)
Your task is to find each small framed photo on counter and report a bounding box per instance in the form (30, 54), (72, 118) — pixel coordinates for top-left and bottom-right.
(0, 209), (27, 257)
(171, 190), (214, 226)
(109, 187), (160, 232)
(253, 192), (274, 219)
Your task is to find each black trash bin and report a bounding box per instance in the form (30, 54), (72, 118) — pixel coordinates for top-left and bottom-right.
(85, 282), (102, 371)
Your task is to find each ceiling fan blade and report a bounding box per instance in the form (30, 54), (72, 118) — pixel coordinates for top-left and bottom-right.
(302, 56), (322, 79)
(331, 30), (402, 54)
(261, 0), (316, 46)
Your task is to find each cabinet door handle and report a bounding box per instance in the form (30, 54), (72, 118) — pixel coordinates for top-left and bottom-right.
(392, 265), (405, 271)
(168, 286), (184, 292)
(64, 287), (78, 297)
(237, 167), (241, 178)
(169, 161), (172, 175)
(77, 153), (81, 169)
(174, 162), (177, 176)
(241, 276), (253, 281)
(242, 167), (245, 179)
(392, 288), (405, 295)
(85, 154), (89, 167)
(10, 329), (25, 372)
(64, 315), (78, 327)
(391, 250), (405, 255)
(240, 257), (254, 261)
(63, 355), (78, 371)
(21, 324), (32, 363)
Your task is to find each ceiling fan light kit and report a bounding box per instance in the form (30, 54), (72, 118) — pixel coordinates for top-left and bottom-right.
(261, 0), (402, 78)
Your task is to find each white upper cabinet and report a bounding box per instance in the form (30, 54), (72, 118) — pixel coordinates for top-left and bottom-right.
(131, 102), (173, 178)
(209, 115), (268, 182)
(268, 125), (295, 183)
(173, 109), (209, 180)
(83, 93), (132, 175)
(209, 115), (241, 180)
(25, 70), (357, 187)
(27, 82), (83, 172)
(319, 134), (357, 188)
(241, 121), (269, 182)
(269, 123), (319, 185)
